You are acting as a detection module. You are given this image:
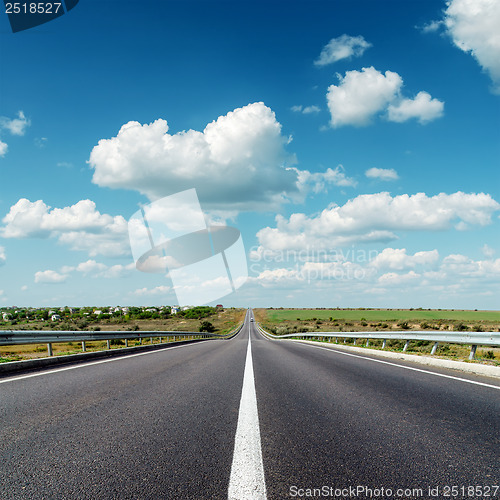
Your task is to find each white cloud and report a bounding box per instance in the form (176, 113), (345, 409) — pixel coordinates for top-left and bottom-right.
(74, 260), (135, 278)
(387, 91), (444, 124)
(0, 111), (30, 136)
(444, 0), (500, 93)
(291, 105), (321, 114)
(256, 191), (500, 251)
(133, 285), (171, 296)
(1, 198), (130, 257)
(482, 244), (496, 258)
(291, 165), (357, 195)
(326, 67), (444, 127)
(315, 34), (372, 66)
(418, 20), (443, 33)
(89, 102), (298, 211)
(34, 270), (68, 284)
(0, 246), (5, 265)
(365, 167), (399, 181)
(378, 270), (421, 286)
(327, 67), (402, 127)
(0, 140), (7, 157)
(370, 248), (439, 271)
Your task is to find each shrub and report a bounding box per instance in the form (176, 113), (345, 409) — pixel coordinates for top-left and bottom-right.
(199, 321), (215, 333)
(398, 321), (410, 330)
(110, 339), (125, 346)
(455, 323), (469, 331)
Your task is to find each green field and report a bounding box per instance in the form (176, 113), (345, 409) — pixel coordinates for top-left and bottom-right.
(266, 308), (500, 322)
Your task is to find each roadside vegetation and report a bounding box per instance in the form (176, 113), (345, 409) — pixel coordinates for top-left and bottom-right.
(0, 306), (245, 362)
(254, 308), (500, 365)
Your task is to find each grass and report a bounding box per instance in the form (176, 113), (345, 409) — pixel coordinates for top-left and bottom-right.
(263, 308), (500, 322)
(253, 308), (500, 365)
(0, 308), (246, 362)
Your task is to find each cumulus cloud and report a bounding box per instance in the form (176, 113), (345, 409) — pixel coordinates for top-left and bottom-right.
(365, 167), (399, 181)
(370, 248), (439, 270)
(315, 34), (372, 66)
(34, 270), (68, 284)
(0, 246), (5, 265)
(387, 91), (444, 124)
(1, 198), (130, 257)
(256, 191), (500, 251)
(443, 0), (500, 93)
(326, 67), (444, 127)
(89, 102), (298, 211)
(0, 140), (7, 157)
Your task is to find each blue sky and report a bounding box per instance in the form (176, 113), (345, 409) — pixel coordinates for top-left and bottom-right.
(0, 0), (499, 309)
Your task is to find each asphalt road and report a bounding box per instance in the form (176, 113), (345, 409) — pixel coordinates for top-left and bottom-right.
(1, 310), (499, 499)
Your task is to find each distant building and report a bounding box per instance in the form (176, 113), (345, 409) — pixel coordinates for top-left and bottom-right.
(171, 307), (180, 315)
(94, 310), (102, 315)
(2, 313), (12, 321)
(216, 304), (223, 309)
(51, 314), (61, 321)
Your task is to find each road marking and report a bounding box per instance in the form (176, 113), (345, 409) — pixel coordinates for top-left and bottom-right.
(294, 341), (500, 391)
(228, 332), (267, 500)
(0, 342), (204, 385)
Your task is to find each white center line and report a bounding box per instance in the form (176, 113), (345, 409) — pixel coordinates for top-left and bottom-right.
(228, 332), (267, 500)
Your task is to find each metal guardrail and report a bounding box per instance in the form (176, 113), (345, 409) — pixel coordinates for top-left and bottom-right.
(0, 325), (243, 357)
(257, 325), (500, 360)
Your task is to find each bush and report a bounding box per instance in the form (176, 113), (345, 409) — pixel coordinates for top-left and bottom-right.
(455, 323), (469, 331)
(110, 339), (125, 346)
(397, 321), (410, 330)
(484, 350), (495, 359)
(199, 321), (215, 333)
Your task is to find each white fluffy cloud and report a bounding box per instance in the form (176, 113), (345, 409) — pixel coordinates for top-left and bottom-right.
(365, 167), (399, 181)
(1, 198), (129, 257)
(34, 270), (68, 284)
(0, 246), (5, 266)
(444, 0), (500, 93)
(387, 91), (444, 124)
(315, 34), (372, 66)
(326, 67), (444, 127)
(89, 102), (298, 211)
(370, 248), (439, 271)
(0, 140), (7, 157)
(256, 191), (500, 251)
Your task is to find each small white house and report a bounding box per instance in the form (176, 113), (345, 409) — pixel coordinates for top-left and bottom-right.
(2, 312), (12, 321)
(51, 314), (61, 321)
(94, 310), (102, 315)
(171, 307), (180, 315)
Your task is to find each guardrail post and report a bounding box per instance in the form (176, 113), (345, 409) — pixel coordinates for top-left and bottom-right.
(353, 339), (356, 345)
(335, 337), (338, 343)
(159, 337), (162, 343)
(403, 340), (410, 352)
(382, 339), (386, 349)
(150, 337), (153, 344)
(107, 340), (111, 350)
(82, 341), (86, 352)
(125, 339), (128, 347)
(366, 339), (370, 347)
(469, 345), (477, 360)
(430, 342), (439, 355)
(47, 343), (53, 356)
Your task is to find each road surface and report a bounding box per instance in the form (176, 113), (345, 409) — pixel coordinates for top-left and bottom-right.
(1, 310), (499, 499)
